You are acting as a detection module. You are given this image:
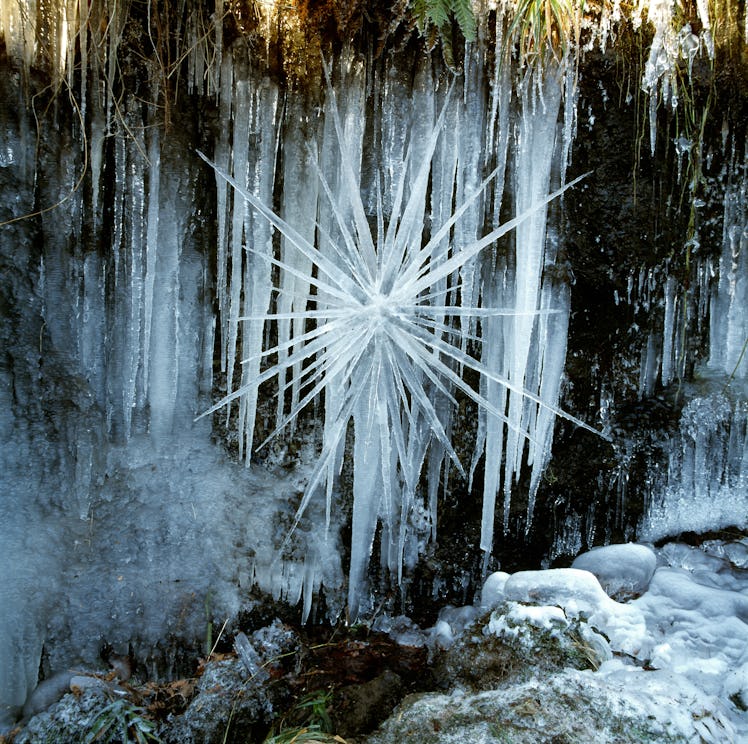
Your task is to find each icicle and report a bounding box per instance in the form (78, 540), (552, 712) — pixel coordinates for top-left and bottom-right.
(526, 281), (571, 526)
(318, 50), (367, 509)
(348, 379), (383, 618)
(124, 132), (146, 440)
(146, 139), (183, 442)
(694, 0), (713, 59)
(560, 62), (578, 186)
(80, 253), (105, 402)
(105, 5), (125, 135)
(454, 58), (488, 344)
(237, 76), (280, 459)
(709, 156), (748, 381)
(215, 54), (234, 376)
(661, 275), (678, 386)
(426, 74), (459, 541)
(79, 0), (88, 121)
(275, 102), (318, 434)
(143, 127), (161, 403)
(225, 77), (251, 432)
(501, 65), (564, 528)
(89, 115), (105, 221)
(648, 92), (658, 156)
(639, 332), (660, 398)
(641, 394), (748, 540)
(479, 263), (509, 546)
(213, 0), (223, 96)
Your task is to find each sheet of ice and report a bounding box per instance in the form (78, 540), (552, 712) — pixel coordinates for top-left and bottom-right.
(640, 391), (748, 541)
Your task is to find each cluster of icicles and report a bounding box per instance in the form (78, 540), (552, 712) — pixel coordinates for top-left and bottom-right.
(1, 0), (732, 616)
(200, 46), (596, 615)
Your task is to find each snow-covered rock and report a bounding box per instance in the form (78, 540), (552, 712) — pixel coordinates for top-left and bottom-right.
(503, 567), (648, 656)
(571, 542), (657, 598)
(479, 571), (511, 609)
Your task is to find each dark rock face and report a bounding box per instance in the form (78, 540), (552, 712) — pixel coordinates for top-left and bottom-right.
(331, 669), (405, 738)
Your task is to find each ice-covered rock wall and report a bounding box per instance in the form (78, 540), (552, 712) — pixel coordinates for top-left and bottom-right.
(0, 0), (746, 730)
(203, 39), (590, 615)
(0, 25), (586, 723)
(639, 154), (748, 540)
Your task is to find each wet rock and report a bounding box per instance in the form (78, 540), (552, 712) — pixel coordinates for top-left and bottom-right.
(160, 658), (271, 744)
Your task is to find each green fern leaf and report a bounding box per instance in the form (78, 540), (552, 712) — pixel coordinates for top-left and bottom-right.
(451, 0), (477, 41)
(426, 0), (451, 29)
(411, 0), (429, 28)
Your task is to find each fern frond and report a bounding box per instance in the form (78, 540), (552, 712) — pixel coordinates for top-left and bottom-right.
(426, 0), (451, 29)
(451, 0), (477, 41)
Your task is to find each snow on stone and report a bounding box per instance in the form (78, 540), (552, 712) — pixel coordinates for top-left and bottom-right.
(631, 555), (748, 719)
(370, 664), (735, 743)
(571, 542), (657, 598)
(487, 602), (568, 637)
(480, 570), (511, 609)
(462, 539), (748, 740)
(502, 567), (648, 656)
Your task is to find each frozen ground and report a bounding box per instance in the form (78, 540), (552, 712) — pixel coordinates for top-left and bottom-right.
(5, 538), (748, 742)
(377, 539), (748, 742)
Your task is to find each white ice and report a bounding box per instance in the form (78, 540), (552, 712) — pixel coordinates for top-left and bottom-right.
(469, 539), (748, 740)
(198, 52), (596, 618)
(571, 542), (657, 598)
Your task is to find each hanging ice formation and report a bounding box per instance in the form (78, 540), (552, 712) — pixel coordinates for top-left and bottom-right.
(639, 392), (748, 542)
(202, 35), (599, 615)
(628, 151), (748, 542)
(12, 0), (740, 620)
(709, 153), (748, 384)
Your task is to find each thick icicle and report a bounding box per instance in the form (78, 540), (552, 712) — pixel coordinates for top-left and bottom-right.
(709, 156), (748, 382)
(237, 77), (280, 460)
(501, 65), (564, 530)
(275, 100), (318, 433)
(143, 128), (161, 405)
(226, 77), (251, 430)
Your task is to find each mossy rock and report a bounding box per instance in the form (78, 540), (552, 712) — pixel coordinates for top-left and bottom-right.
(431, 605), (606, 692)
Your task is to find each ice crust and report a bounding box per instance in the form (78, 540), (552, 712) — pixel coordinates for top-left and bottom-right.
(640, 392), (748, 541)
(467, 540), (748, 741)
(379, 539), (747, 742)
(502, 568), (648, 657)
(571, 542), (657, 597)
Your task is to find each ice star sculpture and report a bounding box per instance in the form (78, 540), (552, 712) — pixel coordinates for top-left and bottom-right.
(198, 79), (593, 616)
